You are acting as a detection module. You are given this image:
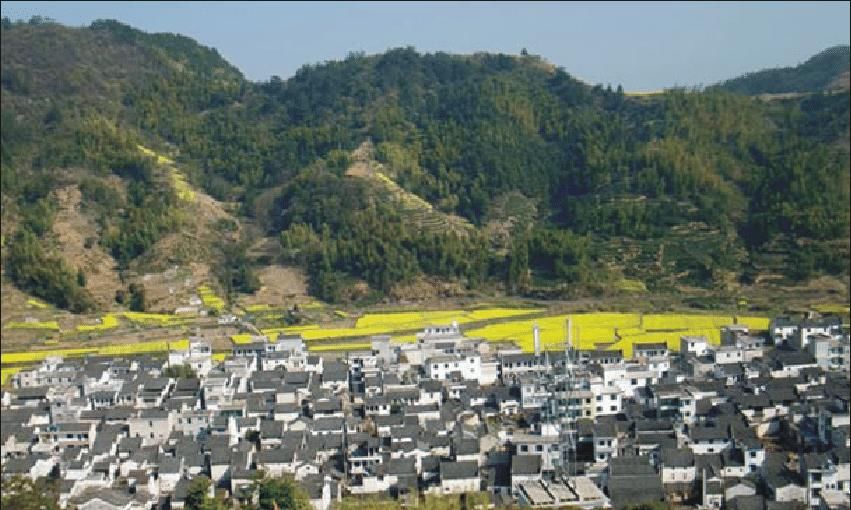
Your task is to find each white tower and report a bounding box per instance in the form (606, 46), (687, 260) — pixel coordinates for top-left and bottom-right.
(533, 323), (541, 356)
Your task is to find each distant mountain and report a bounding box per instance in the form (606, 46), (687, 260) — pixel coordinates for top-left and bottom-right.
(713, 45), (850, 95)
(1, 18), (849, 310)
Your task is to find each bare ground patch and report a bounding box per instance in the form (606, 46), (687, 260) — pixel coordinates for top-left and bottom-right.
(51, 185), (123, 308)
(236, 265), (309, 309)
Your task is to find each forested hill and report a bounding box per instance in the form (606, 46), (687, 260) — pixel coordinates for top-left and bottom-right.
(713, 45), (850, 95)
(1, 18), (849, 310)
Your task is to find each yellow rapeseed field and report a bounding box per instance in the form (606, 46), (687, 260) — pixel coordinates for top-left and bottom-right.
(1, 348), (98, 364)
(466, 312), (769, 354)
(308, 342), (372, 352)
(212, 353), (229, 362)
(4, 320), (60, 331)
(77, 314), (120, 332)
(122, 311), (192, 326)
(26, 299), (49, 309)
(96, 339), (188, 356)
(811, 303), (850, 315)
(197, 285), (225, 311)
(1, 367), (23, 385)
(1, 339), (189, 364)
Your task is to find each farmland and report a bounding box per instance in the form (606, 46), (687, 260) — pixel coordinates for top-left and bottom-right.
(465, 313), (771, 356)
(0, 294), (831, 387)
(231, 307), (543, 344)
(0, 338), (189, 365)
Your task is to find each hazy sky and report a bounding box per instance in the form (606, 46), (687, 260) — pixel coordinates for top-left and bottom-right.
(2, 1), (849, 91)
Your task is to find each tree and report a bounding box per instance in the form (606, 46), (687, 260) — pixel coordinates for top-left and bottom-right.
(185, 476), (228, 510)
(76, 268), (86, 287)
(163, 364), (197, 379)
(0, 476), (60, 510)
(507, 237), (530, 294)
(128, 283), (146, 311)
(253, 474), (312, 510)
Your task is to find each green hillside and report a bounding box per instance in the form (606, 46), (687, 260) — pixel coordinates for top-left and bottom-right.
(1, 17), (849, 309)
(713, 45), (850, 95)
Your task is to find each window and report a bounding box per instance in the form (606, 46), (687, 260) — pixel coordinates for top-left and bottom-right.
(520, 445), (528, 452)
(597, 406), (602, 412)
(749, 451), (757, 458)
(596, 396), (602, 402)
(536, 445), (543, 452)
(585, 398), (591, 404)
(599, 441), (605, 446)
(611, 406), (617, 411)
(631, 379), (637, 385)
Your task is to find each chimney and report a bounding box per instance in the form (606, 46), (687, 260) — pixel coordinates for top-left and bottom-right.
(533, 323), (541, 356)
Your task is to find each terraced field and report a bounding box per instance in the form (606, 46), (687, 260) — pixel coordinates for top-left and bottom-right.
(0, 339), (189, 364)
(466, 312), (771, 355)
(231, 307), (543, 344)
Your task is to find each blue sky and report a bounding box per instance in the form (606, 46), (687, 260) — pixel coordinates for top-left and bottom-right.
(2, 1), (849, 92)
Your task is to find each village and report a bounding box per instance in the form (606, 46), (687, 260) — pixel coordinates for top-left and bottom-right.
(0, 312), (848, 510)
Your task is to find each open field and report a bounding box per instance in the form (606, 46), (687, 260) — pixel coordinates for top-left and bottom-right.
(0, 338), (189, 365)
(230, 307), (543, 344)
(465, 312), (771, 354)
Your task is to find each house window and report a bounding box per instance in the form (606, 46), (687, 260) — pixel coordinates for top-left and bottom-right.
(536, 445), (543, 452)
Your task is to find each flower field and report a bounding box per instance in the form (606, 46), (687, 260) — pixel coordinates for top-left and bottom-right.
(212, 353), (229, 362)
(308, 342), (372, 352)
(26, 299), (49, 309)
(198, 285), (225, 311)
(95, 339), (189, 356)
(4, 320), (60, 331)
(230, 308), (542, 346)
(121, 312), (194, 327)
(0, 338), (188, 364)
(76, 314), (120, 332)
(1, 367), (23, 385)
(354, 308), (541, 330)
(465, 313), (771, 354)
(812, 303), (850, 314)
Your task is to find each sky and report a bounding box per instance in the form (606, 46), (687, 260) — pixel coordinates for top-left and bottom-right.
(2, 1), (849, 92)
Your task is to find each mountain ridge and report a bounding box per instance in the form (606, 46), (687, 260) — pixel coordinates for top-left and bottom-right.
(1, 17), (848, 312)
(713, 44), (850, 95)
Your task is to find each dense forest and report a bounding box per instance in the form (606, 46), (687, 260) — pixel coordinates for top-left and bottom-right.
(1, 18), (849, 309)
(713, 45), (850, 95)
